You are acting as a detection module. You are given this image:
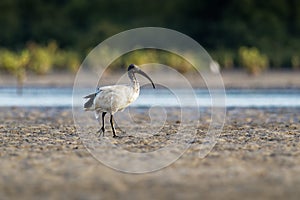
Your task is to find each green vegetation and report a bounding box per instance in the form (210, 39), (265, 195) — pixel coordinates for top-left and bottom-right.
(0, 0), (300, 75)
(210, 49), (235, 70)
(238, 47), (269, 75)
(109, 49), (194, 74)
(291, 55), (300, 70)
(0, 42), (80, 92)
(0, 42), (81, 75)
(26, 41), (80, 74)
(0, 49), (29, 93)
(27, 42), (54, 75)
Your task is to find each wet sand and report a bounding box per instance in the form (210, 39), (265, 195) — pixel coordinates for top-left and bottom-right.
(1, 107), (300, 200)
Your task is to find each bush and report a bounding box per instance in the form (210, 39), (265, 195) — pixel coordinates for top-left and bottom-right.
(157, 50), (192, 73)
(25, 41), (81, 74)
(108, 49), (194, 74)
(0, 42), (82, 94)
(210, 49), (235, 69)
(238, 47), (269, 75)
(291, 55), (300, 70)
(0, 49), (30, 93)
(53, 50), (80, 73)
(27, 42), (55, 75)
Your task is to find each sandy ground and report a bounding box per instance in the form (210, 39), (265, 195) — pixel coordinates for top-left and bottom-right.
(0, 107), (300, 200)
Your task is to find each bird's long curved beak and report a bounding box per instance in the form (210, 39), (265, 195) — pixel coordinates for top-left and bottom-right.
(136, 69), (155, 89)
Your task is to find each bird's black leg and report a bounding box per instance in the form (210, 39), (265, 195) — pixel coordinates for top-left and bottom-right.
(110, 114), (117, 137)
(98, 112), (106, 136)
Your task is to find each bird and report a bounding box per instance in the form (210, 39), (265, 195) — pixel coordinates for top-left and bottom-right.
(83, 64), (155, 137)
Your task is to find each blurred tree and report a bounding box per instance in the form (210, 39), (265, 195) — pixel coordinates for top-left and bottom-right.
(0, 0), (299, 68)
(0, 0), (20, 47)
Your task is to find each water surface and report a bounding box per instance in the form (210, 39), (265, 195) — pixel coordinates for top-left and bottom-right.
(0, 87), (299, 107)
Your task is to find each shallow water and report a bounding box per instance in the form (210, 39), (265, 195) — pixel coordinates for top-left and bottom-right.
(0, 87), (299, 107)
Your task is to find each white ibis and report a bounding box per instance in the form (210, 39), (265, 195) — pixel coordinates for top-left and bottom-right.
(84, 64), (155, 137)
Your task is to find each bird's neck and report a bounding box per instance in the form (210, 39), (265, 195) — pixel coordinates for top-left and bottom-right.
(128, 72), (139, 90)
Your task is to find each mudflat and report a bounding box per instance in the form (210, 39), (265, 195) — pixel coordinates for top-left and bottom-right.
(1, 107), (299, 200)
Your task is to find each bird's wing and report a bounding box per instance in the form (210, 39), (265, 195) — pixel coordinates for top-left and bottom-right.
(93, 85), (133, 113)
(84, 90), (100, 109)
(83, 86), (116, 110)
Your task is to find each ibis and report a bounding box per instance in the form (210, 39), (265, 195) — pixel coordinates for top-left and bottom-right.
(84, 64), (155, 137)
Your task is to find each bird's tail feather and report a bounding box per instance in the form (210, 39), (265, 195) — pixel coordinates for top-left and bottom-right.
(83, 93), (97, 110)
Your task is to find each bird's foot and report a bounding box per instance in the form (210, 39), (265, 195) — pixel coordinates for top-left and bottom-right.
(97, 127), (105, 137)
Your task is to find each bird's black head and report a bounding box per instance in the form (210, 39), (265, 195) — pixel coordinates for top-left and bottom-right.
(128, 64), (136, 71)
(127, 63), (155, 89)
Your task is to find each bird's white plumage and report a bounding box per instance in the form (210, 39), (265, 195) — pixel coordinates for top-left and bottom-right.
(93, 84), (139, 114)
